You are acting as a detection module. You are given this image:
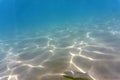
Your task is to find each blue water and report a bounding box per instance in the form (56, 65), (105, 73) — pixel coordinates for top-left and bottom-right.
(0, 0), (120, 80)
(0, 0), (120, 39)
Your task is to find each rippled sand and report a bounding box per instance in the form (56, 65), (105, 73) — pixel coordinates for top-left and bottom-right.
(0, 19), (120, 80)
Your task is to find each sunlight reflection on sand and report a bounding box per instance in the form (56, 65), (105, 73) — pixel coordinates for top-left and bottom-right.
(0, 18), (120, 80)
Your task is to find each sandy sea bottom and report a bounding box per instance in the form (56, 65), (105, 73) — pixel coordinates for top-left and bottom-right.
(0, 18), (120, 80)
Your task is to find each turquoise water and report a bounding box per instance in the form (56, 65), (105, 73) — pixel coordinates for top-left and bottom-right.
(0, 0), (120, 80)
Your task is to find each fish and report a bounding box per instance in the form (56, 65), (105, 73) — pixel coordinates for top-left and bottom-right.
(63, 71), (93, 80)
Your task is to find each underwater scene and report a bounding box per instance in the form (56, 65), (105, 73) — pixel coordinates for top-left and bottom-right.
(0, 0), (120, 80)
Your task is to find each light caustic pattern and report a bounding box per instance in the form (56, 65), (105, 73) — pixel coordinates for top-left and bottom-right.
(0, 19), (120, 80)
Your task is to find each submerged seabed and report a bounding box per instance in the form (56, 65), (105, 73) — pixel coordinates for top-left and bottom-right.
(0, 18), (120, 80)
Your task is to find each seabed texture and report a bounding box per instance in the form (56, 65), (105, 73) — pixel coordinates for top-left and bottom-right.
(0, 18), (120, 80)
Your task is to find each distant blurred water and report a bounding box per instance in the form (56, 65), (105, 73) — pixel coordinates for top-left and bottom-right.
(0, 0), (120, 80)
(0, 0), (120, 40)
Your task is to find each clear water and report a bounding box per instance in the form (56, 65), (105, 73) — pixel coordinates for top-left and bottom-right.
(0, 0), (120, 80)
